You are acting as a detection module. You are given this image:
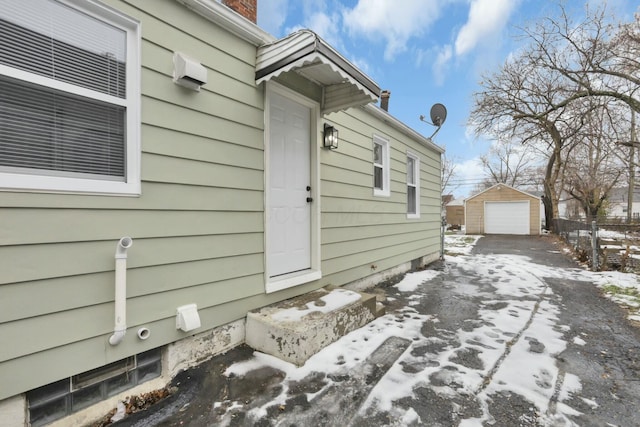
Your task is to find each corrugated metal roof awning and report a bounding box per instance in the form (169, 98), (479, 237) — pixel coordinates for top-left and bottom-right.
(256, 30), (380, 114)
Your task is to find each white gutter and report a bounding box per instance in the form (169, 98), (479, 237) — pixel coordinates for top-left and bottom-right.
(109, 237), (133, 346)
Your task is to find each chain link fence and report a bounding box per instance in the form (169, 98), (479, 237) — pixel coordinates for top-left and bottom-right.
(553, 218), (640, 271)
(553, 219), (597, 268)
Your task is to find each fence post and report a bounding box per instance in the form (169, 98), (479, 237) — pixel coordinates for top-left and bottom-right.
(591, 220), (598, 271)
(440, 216), (446, 260)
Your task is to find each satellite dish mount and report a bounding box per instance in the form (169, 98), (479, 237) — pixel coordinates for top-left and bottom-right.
(419, 103), (447, 139)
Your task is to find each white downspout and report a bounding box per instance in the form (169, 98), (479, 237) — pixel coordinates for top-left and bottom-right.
(109, 237), (133, 346)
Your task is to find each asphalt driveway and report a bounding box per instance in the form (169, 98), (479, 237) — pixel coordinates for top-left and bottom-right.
(114, 235), (640, 427)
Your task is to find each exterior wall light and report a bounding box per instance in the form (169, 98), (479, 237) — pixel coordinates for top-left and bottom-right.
(323, 124), (338, 150)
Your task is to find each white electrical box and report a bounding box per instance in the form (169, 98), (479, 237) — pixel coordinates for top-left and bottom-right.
(173, 52), (207, 91)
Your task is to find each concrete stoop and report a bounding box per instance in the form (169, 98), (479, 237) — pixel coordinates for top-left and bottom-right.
(245, 287), (380, 366)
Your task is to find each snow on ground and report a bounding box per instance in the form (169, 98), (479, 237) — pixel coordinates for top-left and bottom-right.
(394, 270), (442, 292)
(573, 336), (587, 346)
(228, 307), (434, 420)
(220, 235), (640, 425)
(586, 269), (640, 321)
(444, 234), (482, 255)
(599, 228), (632, 239)
(426, 251), (582, 425)
(271, 289), (362, 322)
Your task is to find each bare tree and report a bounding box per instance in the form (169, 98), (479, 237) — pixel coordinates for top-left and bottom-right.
(470, 2), (639, 230)
(470, 51), (581, 229)
(522, 6), (640, 114)
(614, 104), (639, 222)
(441, 152), (458, 197)
(480, 137), (536, 188)
(564, 99), (625, 220)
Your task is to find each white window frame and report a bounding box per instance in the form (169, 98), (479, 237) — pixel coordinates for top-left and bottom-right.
(373, 134), (390, 197)
(0, 0), (141, 196)
(406, 151), (420, 218)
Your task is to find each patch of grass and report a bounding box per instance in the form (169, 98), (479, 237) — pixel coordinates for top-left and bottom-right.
(601, 284), (640, 297)
(601, 284), (640, 312)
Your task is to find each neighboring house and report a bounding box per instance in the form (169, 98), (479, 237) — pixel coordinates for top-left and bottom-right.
(441, 194), (453, 216)
(556, 187), (640, 221)
(557, 193), (584, 220)
(445, 198), (465, 228)
(0, 0), (443, 425)
(605, 187), (640, 219)
(465, 184), (541, 235)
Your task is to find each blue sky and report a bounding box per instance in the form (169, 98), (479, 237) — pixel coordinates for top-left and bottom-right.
(257, 0), (637, 198)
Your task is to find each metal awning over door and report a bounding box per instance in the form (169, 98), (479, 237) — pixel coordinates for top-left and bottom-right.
(256, 30), (380, 114)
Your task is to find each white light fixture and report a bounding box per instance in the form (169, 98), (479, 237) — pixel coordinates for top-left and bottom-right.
(323, 123), (338, 149)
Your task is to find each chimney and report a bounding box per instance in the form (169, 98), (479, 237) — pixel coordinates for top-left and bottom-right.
(380, 90), (390, 112)
(222, 0), (257, 23)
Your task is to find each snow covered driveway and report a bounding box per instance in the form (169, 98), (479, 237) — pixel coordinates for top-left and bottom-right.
(122, 235), (640, 427)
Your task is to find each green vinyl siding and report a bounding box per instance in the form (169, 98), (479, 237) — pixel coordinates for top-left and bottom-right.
(0, 209), (263, 245)
(321, 239), (440, 284)
(0, 233), (263, 285)
(0, 182), (263, 210)
(0, 0), (442, 403)
(0, 0), (271, 400)
(0, 277), (325, 399)
(319, 107), (442, 285)
(0, 253), (264, 324)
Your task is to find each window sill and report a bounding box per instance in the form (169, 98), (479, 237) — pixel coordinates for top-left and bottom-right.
(266, 270), (322, 294)
(0, 173), (141, 196)
(373, 189), (390, 197)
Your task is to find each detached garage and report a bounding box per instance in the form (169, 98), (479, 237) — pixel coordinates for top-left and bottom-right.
(465, 184), (541, 235)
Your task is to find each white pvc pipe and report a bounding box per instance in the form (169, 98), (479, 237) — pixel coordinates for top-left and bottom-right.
(109, 237), (133, 346)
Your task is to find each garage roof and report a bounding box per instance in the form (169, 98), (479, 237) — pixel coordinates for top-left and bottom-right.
(256, 30), (380, 114)
(466, 183), (541, 201)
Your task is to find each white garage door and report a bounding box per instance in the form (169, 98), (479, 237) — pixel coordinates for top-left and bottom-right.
(485, 201), (530, 235)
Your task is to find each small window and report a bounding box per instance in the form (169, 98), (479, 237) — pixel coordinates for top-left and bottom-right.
(0, 0), (141, 195)
(373, 135), (390, 197)
(27, 348), (161, 427)
(407, 152), (420, 218)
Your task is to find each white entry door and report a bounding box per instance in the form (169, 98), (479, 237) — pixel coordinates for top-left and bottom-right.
(268, 91), (312, 278)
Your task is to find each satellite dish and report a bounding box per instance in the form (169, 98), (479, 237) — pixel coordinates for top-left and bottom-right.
(430, 103), (447, 127)
(419, 103), (447, 139)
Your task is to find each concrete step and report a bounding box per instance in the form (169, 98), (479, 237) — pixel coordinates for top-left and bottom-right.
(245, 287), (379, 365)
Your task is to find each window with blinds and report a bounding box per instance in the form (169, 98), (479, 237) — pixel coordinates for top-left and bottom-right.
(0, 0), (140, 194)
(407, 152), (420, 218)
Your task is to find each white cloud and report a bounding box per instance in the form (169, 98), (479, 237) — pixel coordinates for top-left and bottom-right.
(303, 11), (344, 50)
(342, 0), (442, 61)
(257, 0), (289, 36)
(349, 56), (374, 77)
(283, 1), (344, 52)
(454, 0), (517, 56)
(452, 157), (486, 197)
(432, 44), (453, 86)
